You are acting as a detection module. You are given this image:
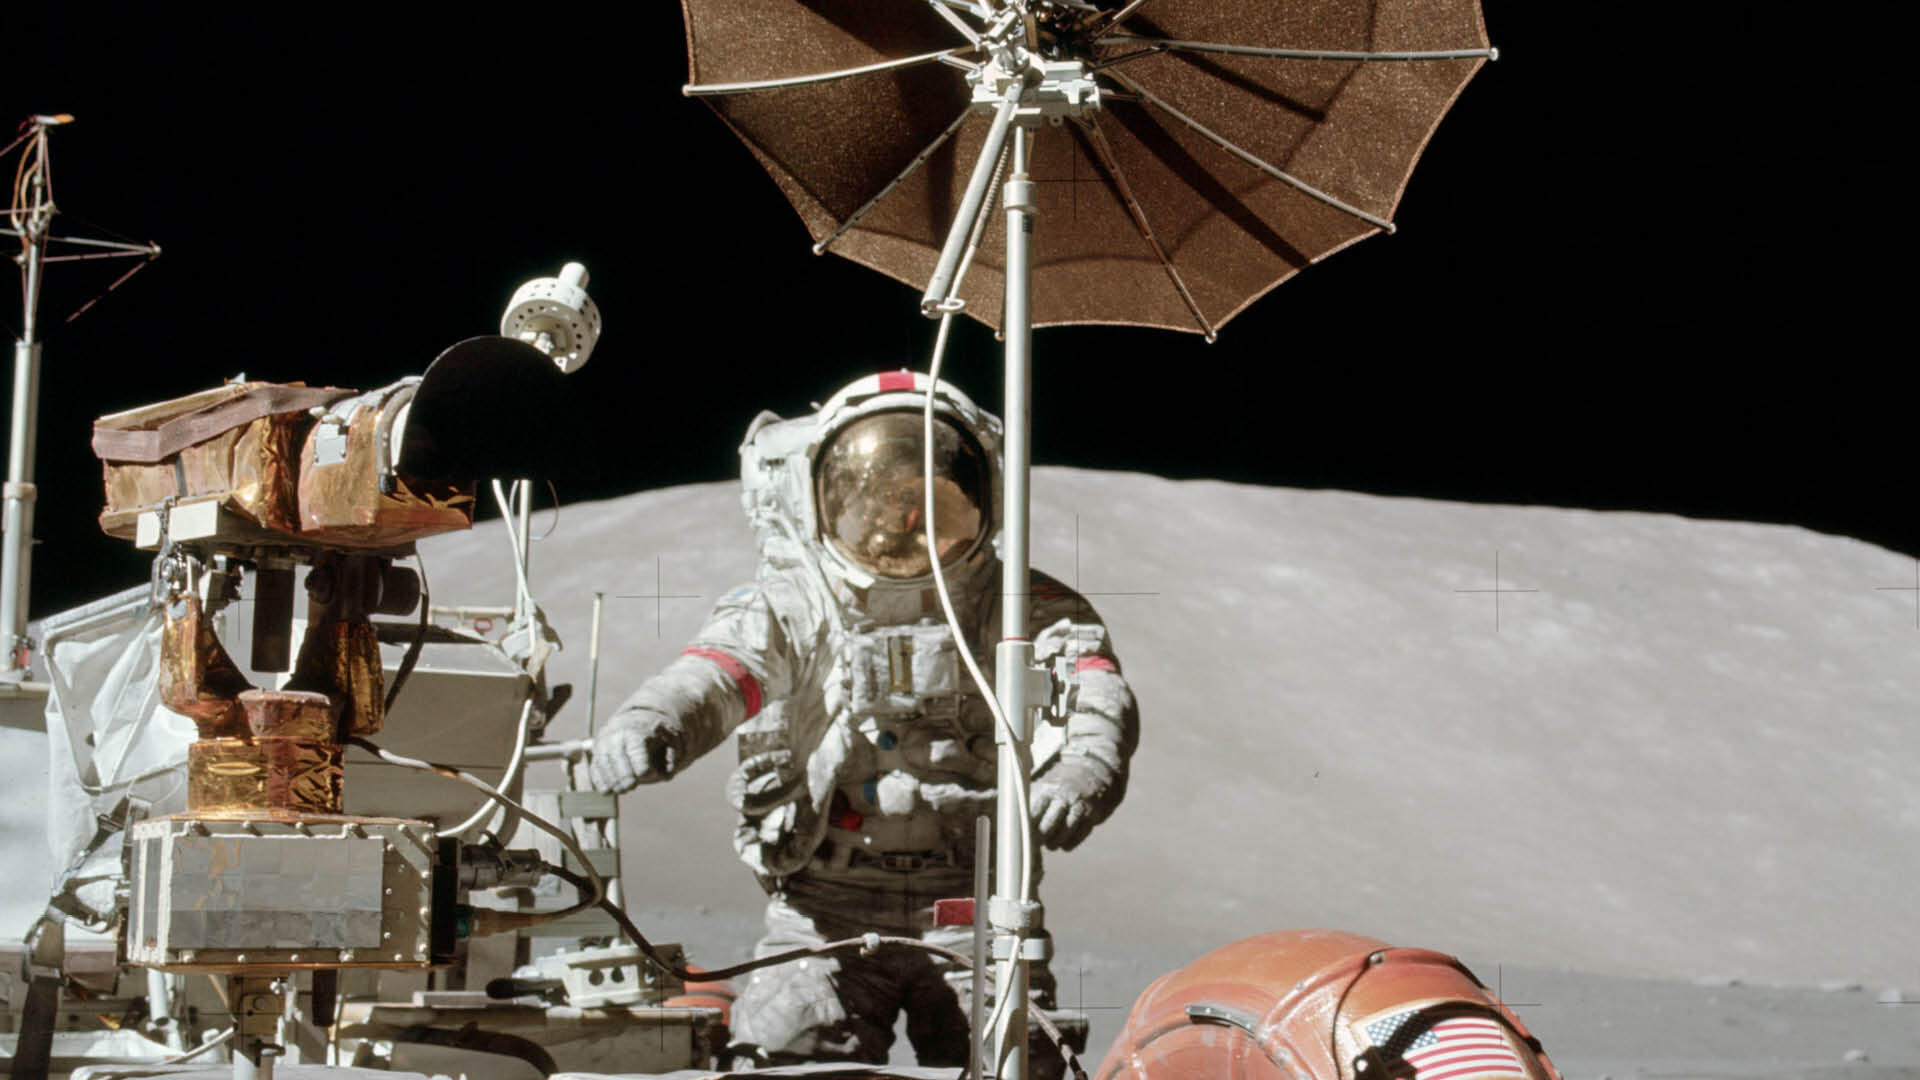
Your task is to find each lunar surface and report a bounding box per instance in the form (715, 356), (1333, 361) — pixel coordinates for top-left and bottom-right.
(409, 467), (1920, 1076)
(6, 467), (1916, 1076)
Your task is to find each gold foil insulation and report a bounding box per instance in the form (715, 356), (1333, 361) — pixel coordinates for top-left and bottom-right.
(288, 617), (385, 736)
(93, 382), (340, 541)
(161, 557), (390, 814)
(294, 382), (474, 549)
(187, 690), (344, 815)
(92, 378), (474, 547)
(160, 592), (254, 739)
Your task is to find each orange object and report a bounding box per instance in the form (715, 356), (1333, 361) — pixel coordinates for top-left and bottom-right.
(933, 898), (976, 926)
(664, 964), (738, 1030)
(187, 690), (343, 815)
(93, 381), (339, 541)
(159, 591), (254, 739)
(1094, 930), (1561, 1080)
(293, 380), (474, 549)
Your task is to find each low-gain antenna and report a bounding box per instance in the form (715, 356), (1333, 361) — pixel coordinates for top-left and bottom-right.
(0, 114), (163, 682)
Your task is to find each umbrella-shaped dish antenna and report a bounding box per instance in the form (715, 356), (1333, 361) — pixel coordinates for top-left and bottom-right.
(680, 3), (1495, 1076)
(684, 0), (1494, 338)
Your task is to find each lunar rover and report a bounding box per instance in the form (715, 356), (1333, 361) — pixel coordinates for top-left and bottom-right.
(7, 0), (1560, 1071)
(0, 259), (1561, 1080)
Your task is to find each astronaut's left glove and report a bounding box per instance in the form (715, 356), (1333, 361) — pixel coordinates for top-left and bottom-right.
(1030, 754), (1119, 852)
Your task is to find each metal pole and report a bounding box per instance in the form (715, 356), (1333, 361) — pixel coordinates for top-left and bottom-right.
(514, 478), (533, 619)
(922, 90), (1022, 314)
(989, 125), (1035, 1080)
(584, 591), (620, 907)
(587, 591), (604, 736)
(147, 970), (185, 1051)
(1000, 129), (1033, 653)
(1, 166), (48, 679)
(0, 118), (154, 682)
(970, 813), (991, 1080)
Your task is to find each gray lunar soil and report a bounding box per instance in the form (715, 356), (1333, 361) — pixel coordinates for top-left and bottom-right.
(7, 467), (1918, 1077)
(412, 468), (1920, 1077)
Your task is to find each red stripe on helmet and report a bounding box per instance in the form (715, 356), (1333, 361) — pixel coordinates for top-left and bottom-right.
(1074, 656), (1117, 675)
(684, 647), (763, 718)
(877, 370), (916, 392)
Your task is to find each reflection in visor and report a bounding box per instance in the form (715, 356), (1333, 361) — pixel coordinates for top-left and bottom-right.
(815, 411), (989, 579)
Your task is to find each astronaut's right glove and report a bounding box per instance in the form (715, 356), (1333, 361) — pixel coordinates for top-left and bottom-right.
(1030, 754), (1119, 852)
(589, 708), (689, 792)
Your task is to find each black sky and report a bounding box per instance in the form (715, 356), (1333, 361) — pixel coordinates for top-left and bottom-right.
(2, 6), (1908, 618)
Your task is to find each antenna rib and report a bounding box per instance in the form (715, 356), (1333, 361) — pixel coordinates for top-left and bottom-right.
(1104, 70), (1395, 234)
(1094, 0), (1154, 32)
(927, 0), (985, 46)
(686, 46), (979, 97)
(815, 106), (976, 255)
(1075, 116), (1215, 340)
(1097, 35), (1498, 63)
(0, 226), (160, 255)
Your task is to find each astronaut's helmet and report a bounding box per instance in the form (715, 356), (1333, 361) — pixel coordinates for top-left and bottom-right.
(814, 409), (992, 579)
(769, 370), (1003, 584)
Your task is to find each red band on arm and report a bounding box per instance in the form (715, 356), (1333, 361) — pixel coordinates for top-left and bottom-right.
(1073, 656), (1117, 675)
(877, 370), (915, 392)
(683, 647), (763, 718)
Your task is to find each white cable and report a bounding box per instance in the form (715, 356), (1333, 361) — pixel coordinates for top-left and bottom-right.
(985, 955), (1024, 1068)
(351, 737), (605, 919)
(923, 316), (1034, 902)
(923, 314), (1037, 1065)
(152, 1026), (234, 1065)
(435, 697), (534, 838)
(923, 119), (1035, 899)
(491, 479), (536, 618)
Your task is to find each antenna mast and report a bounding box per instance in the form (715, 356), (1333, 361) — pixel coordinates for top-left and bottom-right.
(1, 114), (161, 682)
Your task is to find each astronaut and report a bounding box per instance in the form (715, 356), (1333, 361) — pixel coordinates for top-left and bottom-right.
(590, 372), (1138, 1075)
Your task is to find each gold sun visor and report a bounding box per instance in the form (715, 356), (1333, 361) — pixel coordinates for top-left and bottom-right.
(815, 411), (990, 579)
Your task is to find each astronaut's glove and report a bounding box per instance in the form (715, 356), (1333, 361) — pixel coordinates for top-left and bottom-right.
(1030, 754), (1114, 852)
(590, 708), (688, 792)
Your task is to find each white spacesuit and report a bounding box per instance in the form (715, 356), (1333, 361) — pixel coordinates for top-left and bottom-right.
(590, 372), (1138, 1074)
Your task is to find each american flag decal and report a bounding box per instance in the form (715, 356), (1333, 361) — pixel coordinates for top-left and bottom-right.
(1361, 1007), (1529, 1080)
